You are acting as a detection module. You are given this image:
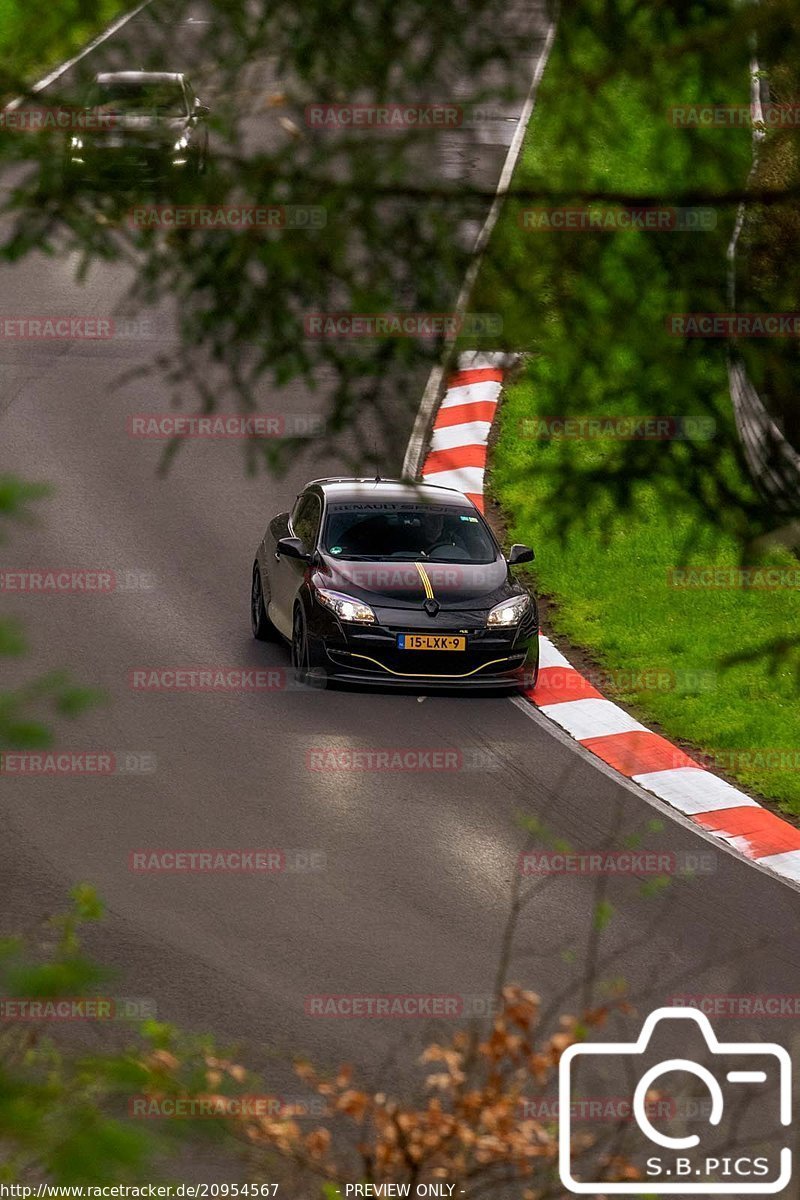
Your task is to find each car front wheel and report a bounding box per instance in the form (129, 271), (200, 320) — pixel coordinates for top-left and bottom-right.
(251, 563), (276, 641)
(291, 604), (327, 687)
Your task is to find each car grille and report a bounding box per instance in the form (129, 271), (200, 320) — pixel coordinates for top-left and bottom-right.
(331, 650), (524, 678)
(332, 628), (524, 677)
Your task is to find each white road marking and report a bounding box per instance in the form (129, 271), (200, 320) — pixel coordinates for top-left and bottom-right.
(538, 697), (648, 741)
(401, 15), (558, 479)
(439, 380), (503, 408)
(538, 635), (573, 670)
(632, 767), (758, 815)
(429, 420), (494, 451)
(419, 465), (485, 493)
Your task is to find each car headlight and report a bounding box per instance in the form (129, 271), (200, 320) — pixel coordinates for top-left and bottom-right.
(173, 135), (189, 150)
(70, 136), (83, 149)
(486, 594), (530, 626)
(317, 588), (376, 624)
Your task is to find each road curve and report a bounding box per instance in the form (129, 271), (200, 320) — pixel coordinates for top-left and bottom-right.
(1, 0), (799, 1146)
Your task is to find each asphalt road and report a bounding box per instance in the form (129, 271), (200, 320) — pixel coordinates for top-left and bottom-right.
(2, 0), (800, 1186)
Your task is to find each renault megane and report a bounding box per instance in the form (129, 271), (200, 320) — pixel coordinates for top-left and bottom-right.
(65, 71), (210, 181)
(250, 478), (539, 689)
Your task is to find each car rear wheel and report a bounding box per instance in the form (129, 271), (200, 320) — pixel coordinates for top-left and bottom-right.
(292, 604), (327, 688)
(251, 563), (276, 641)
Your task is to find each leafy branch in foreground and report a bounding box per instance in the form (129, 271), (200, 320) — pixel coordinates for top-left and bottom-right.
(0, 0), (792, 477)
(1, 829), (774, 1194)
(0, 475), (103, 753)
(0, 889), (633, 1194)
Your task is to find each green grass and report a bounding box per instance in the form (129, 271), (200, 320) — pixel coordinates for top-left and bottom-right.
(0, 0), (133, 95)
(494, 377), (800, 812)
(472, 2), (800, 814)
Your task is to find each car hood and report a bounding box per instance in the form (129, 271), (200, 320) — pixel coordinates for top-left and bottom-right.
(81, 113), (187, 144)
(313, 554), (518, 611)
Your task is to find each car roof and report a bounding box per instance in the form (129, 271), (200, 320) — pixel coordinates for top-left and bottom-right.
(94, 72), (185, 84)
(305, 478), (476, 508)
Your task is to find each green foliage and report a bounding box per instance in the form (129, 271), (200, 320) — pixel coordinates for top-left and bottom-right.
(0, 0), (525, 477)
(0, 477), (104, 754)
(593, 900), (614, 932)
(0, 890), (147, 1183)
(476, 0), (799, 808)
(0, 891), (247, 1185)
(0, 476), (52, 519)
(0, 0), (129, 96)
(738, 36), (800, 447)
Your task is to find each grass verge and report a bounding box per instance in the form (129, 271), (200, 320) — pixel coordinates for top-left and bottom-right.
(0, 0), (134, 98)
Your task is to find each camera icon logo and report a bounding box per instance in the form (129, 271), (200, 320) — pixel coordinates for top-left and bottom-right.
(559, 1006), (792, 1194)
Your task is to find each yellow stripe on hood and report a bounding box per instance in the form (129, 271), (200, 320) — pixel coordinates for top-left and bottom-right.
(414, 561), (434, 599)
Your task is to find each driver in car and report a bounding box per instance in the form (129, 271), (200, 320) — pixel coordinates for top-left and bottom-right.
(417, 511), (461, 557)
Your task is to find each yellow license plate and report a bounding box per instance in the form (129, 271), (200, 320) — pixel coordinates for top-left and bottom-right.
(397, 634), (466, 651)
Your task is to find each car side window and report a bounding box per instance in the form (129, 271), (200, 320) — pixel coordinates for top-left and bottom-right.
(291, 493), (322, 550)
(178, 79), (192, 115)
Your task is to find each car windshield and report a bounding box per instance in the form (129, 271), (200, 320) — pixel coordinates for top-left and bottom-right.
(88, 81), (186, 116)
(323, 503), (497, 563)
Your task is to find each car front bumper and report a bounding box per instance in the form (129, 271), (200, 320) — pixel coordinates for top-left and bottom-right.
(313, 608), (539, 689)
(65, 146), (194, 180)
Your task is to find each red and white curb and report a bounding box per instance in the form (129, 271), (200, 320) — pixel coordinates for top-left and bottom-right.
(420, 352), (800, 888)
(420, 351), (513, 512)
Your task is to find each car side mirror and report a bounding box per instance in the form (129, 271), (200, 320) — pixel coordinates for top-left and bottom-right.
(508, 543), (535, 566)
(194, 102), (210, 117)
(276, 536), (312, 562)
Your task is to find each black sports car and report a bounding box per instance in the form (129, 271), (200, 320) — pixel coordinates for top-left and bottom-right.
(251, 478), (539, 689)
(64, 71), (209, 181)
